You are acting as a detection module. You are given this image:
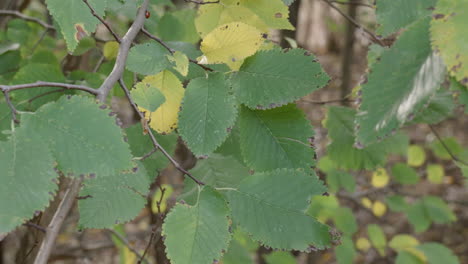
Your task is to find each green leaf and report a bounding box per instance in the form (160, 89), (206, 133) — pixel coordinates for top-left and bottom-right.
(45, 0), (107, 52)
(179, 73), (238, 157)
(222, 239), (253, 264)
(396, 251), (425, 264)
(157, 9), (200, 44)
(215, 125), (244, 164)
(125, 124), (178, 181)
(0, 101), (11, 141)
(325, 106), (408, 170)
(163, 187), (230, 264)
(357, 18), (446, 146)
(391, 163), (420, 185)
(410, 89), (455, 124)
(386, 195), (409, 212)
(239, 104), (315, 171)
(10, 63), (66, 110)
(78, 162), (149, 228)
(264, 252), (296, 264)
(126, 42), (174, 75)
(0, 130), (56, 234)
(376, 0), (436, 36)
(180, 154), (249, 205)
(417, 243), (460, 264)
(227, 169), (330, 250)
(407, 196), (456, 232)
(431, 0), (468, 86)
(326, 170), (356, 193)
(427, 164), (444, 184)
(333, 208), (357, 235)
(231, 48), (329, 109)
(367, 224), (387, 256)
(450, 78), (468, 112)
(335, 236), (356, 264)
(130, 82), (166, 112)
(430, 137), (463, 160)
(21, 95), (134, 176)
(72, 36), (96, 56)
(389, 234), (419, 251)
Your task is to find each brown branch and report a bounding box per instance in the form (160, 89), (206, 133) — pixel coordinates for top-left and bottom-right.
(141, 28), (214, 72)
(33, 178), (83, 264)
(184, 0), (220, 4)
(0, 82), (99, 95)
(97, 0), (150, 101)
(139, 147), (158, 161)
(300, 97), (354, 105)
(24, 222), (47, 233)
(107, 229), (149, 264)
(2, 90), (18, 124)
(0, 10), (54, 30)
(329, 0), (373, 8)
(82, 0), (121, 43)
(429, 125), (468, 166)
(118, 79), (205, 186)
(320, 0), (385, 46)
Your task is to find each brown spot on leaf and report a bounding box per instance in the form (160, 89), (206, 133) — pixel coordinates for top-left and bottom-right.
(74, 24), (88, 41)
(433, 13), (445, 19)
(461, 77), (468, 85)
(275, 12), (283, 18)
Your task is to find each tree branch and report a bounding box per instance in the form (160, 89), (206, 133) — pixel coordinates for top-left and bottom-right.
(329, 0), (373, 8)
(0, 81), (99, 95)
(184, 0), (220, 4)
(320, 0), (385, 46)
(82, 0), (121, 43)
(97, 0), (150, 101)
(33, 178), (83, 264)
(118, 79), (205, 186)
(0, 10), (54, 30)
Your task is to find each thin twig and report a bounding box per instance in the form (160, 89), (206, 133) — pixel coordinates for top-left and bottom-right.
(97, 0), (149, 101)
(92, 54), (105, 73)
(2, 90), (18, 124)
(329, 0), (373, 8)
(28, 88), (66, 104)
(184, 0), (220, 4)
(118, 79), (205, 186)
(141, 28), (214, 72)
(140, 147), (158, 161)
(30, 29), (49, 54)
(24, 222), (47, 233)
(82, 0), (121, 42)
(34, 178), (83, 264)
(107, 229), (149, 264)
(0, 10), (54, 30)
(429, 125), (468, 166)
(320, 0), (385, 46)
(300, 98), (354, 105)
(0, 81), (99, 95)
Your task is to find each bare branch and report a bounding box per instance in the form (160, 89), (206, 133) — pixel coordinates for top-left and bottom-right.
(0, 82), (99, 95)
(97, 0), (150, 101)
(118, 79), (205, 186)
(0, 10), (54, 30)
(34, 178), (83, 264)
(141, 28), (214, 72)
(184, 0), (220, 4)
(329, 0), (373, 8)
(320, 0), (385, 46)
(82, 0), (121, 42)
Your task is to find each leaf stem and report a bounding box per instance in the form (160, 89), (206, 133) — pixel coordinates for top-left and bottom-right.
(82, 0), (121, 43)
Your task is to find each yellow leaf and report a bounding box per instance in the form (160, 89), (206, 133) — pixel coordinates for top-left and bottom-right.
(356, 237), (371, 251)
(231, 0), (294, 30)
(427, 164), (445, 184)
(372, 200), (387, 217)
(151, 184), (174, 213)
(140, 71), (185, 134)
(167, 51), (189, 77)
(389, 234), (419, 251)
(196, 4), (268, 38)
(407, 145), (426, 167)
(103, 41), (119, 60)
(372, 168), (389, 188)
(122, 246), (137, 264)
(361, 197), (373, 209)
(199, 22), (264, 69)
